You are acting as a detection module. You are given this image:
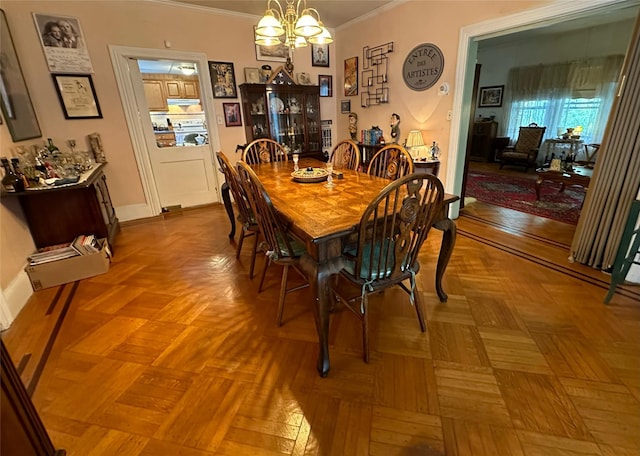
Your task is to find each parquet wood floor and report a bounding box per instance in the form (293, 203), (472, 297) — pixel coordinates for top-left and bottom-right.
(2, 202), (640, 455)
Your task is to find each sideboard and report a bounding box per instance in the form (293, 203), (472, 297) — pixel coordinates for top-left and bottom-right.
(5, 164), (119, 250)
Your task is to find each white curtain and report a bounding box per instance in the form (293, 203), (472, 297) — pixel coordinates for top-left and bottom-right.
(571, 17), (640, 270)
(503, 55), (624, 145)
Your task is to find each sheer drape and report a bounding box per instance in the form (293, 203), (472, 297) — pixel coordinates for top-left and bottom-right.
(571, 17), (640, 270)
(503, 55), (624, 144)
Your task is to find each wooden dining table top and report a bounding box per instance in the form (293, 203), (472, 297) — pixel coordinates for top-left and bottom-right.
(248, 157), (457, 247)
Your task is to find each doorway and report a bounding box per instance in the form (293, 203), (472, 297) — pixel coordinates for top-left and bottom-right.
(446, 0), (639, 223)
(109, 46), (221, 217)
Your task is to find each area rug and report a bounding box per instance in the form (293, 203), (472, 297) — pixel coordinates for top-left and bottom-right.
(465, 170), (585, 225)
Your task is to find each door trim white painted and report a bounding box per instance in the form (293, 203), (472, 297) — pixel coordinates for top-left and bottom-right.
(447, 0), (637, 219)
(109, 45), (222, 219)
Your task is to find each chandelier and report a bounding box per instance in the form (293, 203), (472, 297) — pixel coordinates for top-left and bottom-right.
(254, 0), (333, 52)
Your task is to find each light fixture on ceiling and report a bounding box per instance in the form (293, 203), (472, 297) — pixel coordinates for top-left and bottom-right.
(178, 65), (196, 76)
(255, 0), (333, 54)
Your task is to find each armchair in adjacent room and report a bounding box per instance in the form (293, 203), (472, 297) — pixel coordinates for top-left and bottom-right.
(499, 123), (546, 171)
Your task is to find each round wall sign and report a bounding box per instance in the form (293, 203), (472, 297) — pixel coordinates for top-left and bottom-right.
(402, 43), (444, 91)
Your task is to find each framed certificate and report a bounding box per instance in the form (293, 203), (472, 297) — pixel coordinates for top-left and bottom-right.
(52, 74), (102, 119)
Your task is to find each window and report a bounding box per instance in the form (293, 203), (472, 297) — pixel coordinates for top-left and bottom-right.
(506, 97), (602, 145)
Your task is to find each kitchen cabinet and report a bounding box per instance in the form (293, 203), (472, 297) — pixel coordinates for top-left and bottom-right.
(240, 83), (322, 157)
(7, 164), (120, 250)
(470, 120), (498, 162)
(165, 79), (199, 99)
(142, 74), (200, 105)
(143, 79), (168, 111)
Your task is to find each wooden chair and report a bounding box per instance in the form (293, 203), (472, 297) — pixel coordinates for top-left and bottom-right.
(584, 143), (600, 163)
(367, 144), (415, 180)
(499, 123), (546, 171)
(330, 173), (445, 362)
(216, 151), (260, 278)
(236, 161), (309, 326)
(329, 139), (361, 170)
(242, 138), (288, 164)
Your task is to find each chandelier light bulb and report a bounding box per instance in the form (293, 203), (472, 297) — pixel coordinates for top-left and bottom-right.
(294, 11), (321, 37)
(255, 1), (330, 52)
(307, 21), (332, 44)
(255, 35), (283, 46)
(256, 10), (285, 37)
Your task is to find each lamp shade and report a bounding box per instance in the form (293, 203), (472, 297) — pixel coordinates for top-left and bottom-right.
(307, 22), (333, 44)
(405, 130), (425, 148)
(256, 10), (285, 37)
(294, 36), (308, 48)
(294, 11), (321, 37)
(255, 35), (283, 46)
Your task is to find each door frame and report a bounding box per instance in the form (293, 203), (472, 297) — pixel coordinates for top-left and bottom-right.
(446, 0), (636, 219)
(109, 45), (221, 217)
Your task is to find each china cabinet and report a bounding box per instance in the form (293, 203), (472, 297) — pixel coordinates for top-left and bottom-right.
(240, 83), (322, 157)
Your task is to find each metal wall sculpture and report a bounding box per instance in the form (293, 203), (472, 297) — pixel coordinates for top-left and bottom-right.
(360, 42), (394, 108)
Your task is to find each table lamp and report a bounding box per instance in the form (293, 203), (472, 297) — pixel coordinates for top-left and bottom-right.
(405, 130), (426, 159)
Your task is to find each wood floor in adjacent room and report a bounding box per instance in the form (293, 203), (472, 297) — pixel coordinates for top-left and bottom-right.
(3, 203), (640, 455)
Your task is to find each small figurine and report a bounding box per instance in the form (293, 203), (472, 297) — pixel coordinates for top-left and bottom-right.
(430, 141), (440, 160)
(390, 113), (401, 143)
(348, 112), (358, 141)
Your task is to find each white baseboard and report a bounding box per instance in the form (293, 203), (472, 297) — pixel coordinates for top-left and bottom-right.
(0, 270), (34, 330)
(115, 203), (155, 222)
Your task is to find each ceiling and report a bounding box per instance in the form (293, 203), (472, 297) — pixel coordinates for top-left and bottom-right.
(140, 1), (638, 74)
(166, 0), (396, 28)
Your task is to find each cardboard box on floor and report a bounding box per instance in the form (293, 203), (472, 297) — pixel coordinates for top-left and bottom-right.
(25, 239), (111, 291)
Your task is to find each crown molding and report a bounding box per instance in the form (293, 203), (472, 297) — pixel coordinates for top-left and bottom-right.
(144, 0), (260, 20)
(336, 0), (409, 31)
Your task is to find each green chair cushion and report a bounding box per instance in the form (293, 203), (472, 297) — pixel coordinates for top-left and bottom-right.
(344, 239), (395, 280)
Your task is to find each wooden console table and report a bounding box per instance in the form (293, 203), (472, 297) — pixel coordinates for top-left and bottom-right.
(3, 164), (120, 249)
(414, 159), (440, 177)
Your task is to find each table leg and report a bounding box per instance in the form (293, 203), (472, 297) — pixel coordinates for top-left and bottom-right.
(433, 218), (456, 302)
(221, 183), (236, 239)
(300, 249), (344, 377)
(535, 177), (543, 200)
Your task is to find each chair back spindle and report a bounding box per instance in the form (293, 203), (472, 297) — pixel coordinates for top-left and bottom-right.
(352, 173), (444, 282)
(242, 138), (288, 165)
(216, 151), (253, 228)
(329, 139), (361, 170)
(236, 161), (297, 259)
(367, 144), (414, 180)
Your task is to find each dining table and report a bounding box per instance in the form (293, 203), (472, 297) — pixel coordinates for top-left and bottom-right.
(229, 157), (459, 377)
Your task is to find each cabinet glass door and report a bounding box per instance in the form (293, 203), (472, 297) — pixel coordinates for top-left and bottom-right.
(267, 88), (303, 153)
(305, 94), (320, 153)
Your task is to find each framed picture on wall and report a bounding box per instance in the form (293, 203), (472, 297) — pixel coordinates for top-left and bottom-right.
(341, 100), (351, 114)
(319, 75), (332, 97)
(1, 10), (42, 141)
(223, 102), (242, 127)
(344, 56), (358, 96)
(52, 74), (102, 119)
(32, 12), (94, 73)
(478, 85), (504, 108)
(209, 61), (237, 98)
(311, 43), (329, 67)
(254, 27), (288, 62)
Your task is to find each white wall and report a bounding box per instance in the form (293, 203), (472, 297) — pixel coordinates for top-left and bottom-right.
(475, 18), (636, 133)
